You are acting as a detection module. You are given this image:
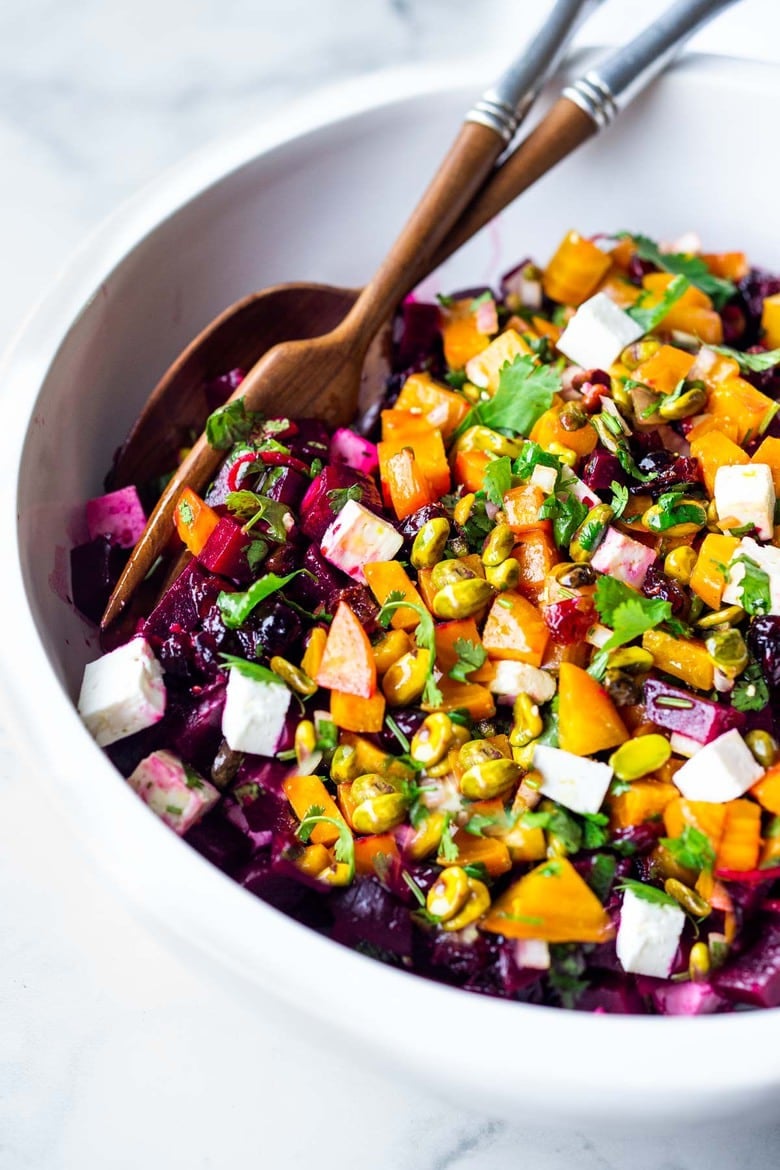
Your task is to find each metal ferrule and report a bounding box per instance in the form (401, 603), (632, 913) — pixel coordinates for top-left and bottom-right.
(467, 95), (521, 144)
(561, 72), (619, 129)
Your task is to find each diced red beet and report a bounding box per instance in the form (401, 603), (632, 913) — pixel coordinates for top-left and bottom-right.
(185, 807), (253, 874)
(543, 597), (595, 645)
(330, 428), (379, 476)
(300, 465), (384, 542)
(638, 977), (727, 1015)
(166, 679), (227, 774)
(644, 677), (746, 744)
(70, 536), (129, 624)
(261, 465), (309, 511)
(285, 418), (331, 462)
(329, 877), (413, 958)
(398, 502), (448, 543)
(205, 444), (255, 507)
(393, 299), (442, 371)
(581, 450), (625, 491)
(198, 516), (253, 583)
(203, 368), (245, 410)
(143, 561), (234, 640)
(712, 922), (780, 1008)
(575, 974), (644, 1014)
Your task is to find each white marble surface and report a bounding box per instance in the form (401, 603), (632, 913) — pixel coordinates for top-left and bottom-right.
(3, 1), (780, 1166)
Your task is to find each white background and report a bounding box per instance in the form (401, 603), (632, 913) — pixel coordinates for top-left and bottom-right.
(3, 1), (780, 1167)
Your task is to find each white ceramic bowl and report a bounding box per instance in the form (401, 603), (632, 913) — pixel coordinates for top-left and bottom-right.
(3, 53), (780, 1130)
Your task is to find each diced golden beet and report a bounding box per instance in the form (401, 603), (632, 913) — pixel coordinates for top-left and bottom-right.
(762, 292), (780, 348)
(283, 775), (344, 845)
(558, 662), (628, 756)
(464, 328), (532, 395)
(444, 831), (512, 878)
(363, 561), (424, 630)
(504, 821), (547, 863)
(689, 533), (740, 611)
(503, 484), (550, 534)
(701, 252), (749, 282)
(330, 689), (386, 733)
(434, 618), (494, 684)
(717, 799), (761, 872)
(607, 780), (679, 830)
(707, 377), (777, 444)
(481, 857), (614, 943)
(394, 371), (470, 439)
(543, 230), (611, 306)
(513, 531), (559, 603)
(354, 833), (399, 876)
(633, 344), (695, 397)
(301, 627), (327, 680)
(688, 346), (741, 388)
(380, 409), (432, 441)
(529, 405), (597, 457)
(752, 436), (780, 493)
(663, 797), (727, 854)
(690, 430), (750, 495)
(643, 629), (714, 692)
(643, 272), (714, 310)
(378, 430), (450, 503)
(595, 272), (642, 309)
(423, 677), (495, 720)
(482, 592), (549, 666)
(453, 449), (490, 493)
(441, 299), (491, 368)
(686, 413), (741, 446)
(750, 764), (780, 815)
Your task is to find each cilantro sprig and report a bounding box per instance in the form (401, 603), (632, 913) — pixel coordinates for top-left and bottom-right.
(660, 826), (716, 873)
(377, 591), (443, 706)
(448, 637), (488, 683)
(452, 355), (560, 440)
(731, 660), (770, 712)
(618, 878), (679, 908)
(711, 344), (780, 373)
(226, 490), (291, 540)
(627, 274), (691, 334)
(622, 232), (736, 309)
(206, 398), (263, 449)
(297, 804), (355, 882)
(217, 569), (308, 628)
(328, 484), (363, 514)
(589, 577), (672, 678)
(219, 653), (281, 685)
(482, 456), (513, 506)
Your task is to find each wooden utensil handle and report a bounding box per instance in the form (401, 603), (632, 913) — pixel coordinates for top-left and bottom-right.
(425, 95), (598, 277)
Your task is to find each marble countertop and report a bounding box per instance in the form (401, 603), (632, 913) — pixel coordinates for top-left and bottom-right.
(3, 1), (780, 1166)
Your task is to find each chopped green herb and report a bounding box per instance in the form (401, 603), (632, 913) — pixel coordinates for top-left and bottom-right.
(731, 660), (770, 712)
(206, 398), (262, 449)
(582, 812), (610, 850)
(448, 637), (488, 683)
(444, 369), (467, 390)
(622, 233), (736, 309)
(548, 944), (589, 1009)
(438, 818), (460, 862)
(219, 653), (282, 686)
(377, 594), (442, 707)
(731, 555), (771, 617)
(512, 441), (560, 482)
(469, 290), (493, 311)
(225, 490), (291, 540)
(618, 878), (679, 908)
(298, 805), (355, 881)
(711, 344), (780, 372)
(588, 854), (618, 903)
(594, 577), (672, 654)
(327, 484), (363, 514)
(453, 355), (560, 440)
(609, 481), (630, 519)
(385, 713), (411, 753)
(436, 292), (456, 308)
(627, 275), (692, 334)
(246, 538), (269, 572)
(660, 826), (716, 873)
(540, 491), (588, 550)
(217, 569), (308, 629)
(177, 498), (194, 527)
(482, 455), (513, 506)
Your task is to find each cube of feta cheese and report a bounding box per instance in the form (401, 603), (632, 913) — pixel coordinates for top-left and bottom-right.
(221, 666), (291, 756)
(514, 939), (551, 971)
(672, 728), (765, 803)
(127, 750), (219, 835)
(77, 637), (166, 747)
(616, 887), (685, 978)
(556, 293), (644, 371)
(489, 661), (557, 704)
(320, 498), (403, 583)
(714, 463), (775, 541)
(590, 526), (657, 589)
(533, 744), (613, 816)
(530, 463), (558, 495)
(723, 536), (780, 614)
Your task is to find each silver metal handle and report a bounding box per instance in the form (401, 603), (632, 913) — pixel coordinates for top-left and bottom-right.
(467, 0), (603, 142)
(563, 0), (742, 130)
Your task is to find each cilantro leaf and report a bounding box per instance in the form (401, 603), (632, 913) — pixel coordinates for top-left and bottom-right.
(463, 808), (518, 837)
(609, 481), (629, 519)
(587, 854), (617, 903)
(219, 654), (282, 686)
(593, 577), (671, 656)
(438, 818), (460, 862)
(624, 233), (736, 309)
(225, 490), (291, 540)
(469, 290), (493, 311)
(448, 637), (488, 683)
(548, 945), (589, 1010)
(511, 441), (560, 482)
(618, 878), (679, 908)
(731, 555), (771, 617)
(660, 825), (716, 873)
(711, 344), (780, 373)
(376, 596), (442, 706)
(453, 355), (560, 440)
(627, 274), (691, 334)
(206, 398), (262, 449)
(328, 484), (363, 514)
(245, 538), (269, 572)
(541, 491), (588, 549)
(297, 806), (355, 881)
(482, 456), (513, 506)
(582, 812), (610, 850)
(217, 569), (308, 628)
(731, 660), (770, 712)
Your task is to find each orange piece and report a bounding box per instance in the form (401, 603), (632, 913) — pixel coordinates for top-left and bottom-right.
(532, 315), (562, 342)
(513, 531), (559, 603)
(394, 371), (470, 439)
(481, 857), (614, 943)
(282, 774), (344, 846)
(717, 799), (761, 872)
(762, 292), (780, 348)
(453, 448), (490, 493)
(663, 797), (727, 855)
(690, 431), (749, 495)
(752, 436), (780, 493)
(380, 409), (433, 441)
(633, 344), (695, 397)
(750, 764), (780, 815)
(330, 689), (386, 733)
(378, 430), (450, 502)
(383, 447), (434, 521)
(434, 618), (494, 684)
(301, 626), (328, 680)
(174, 487), (220, 556)
(701, 252), (749, 282)
(423, 677), (496, 721)
(354, 833), (399, 876)
(503, 819), (548, 863)
(642, 629), (714, 692)
(482, 591), (549, 667)
(363, 561), (424, 630)
(316, 602), (377, 698)
(503, 484), (550, 534)
(689, 533), (740, 611)
(607, 780), (679, 830)
(440, 298), (491, 368)
(443, 831), (512, 878)
(707, 377), (778, 444)
(686, 413), (741, 446)
(529, 406), (597, 458)
(463, 329), (533, 395)
(542, 230), (611, 306)
(558, 662), (628, 756)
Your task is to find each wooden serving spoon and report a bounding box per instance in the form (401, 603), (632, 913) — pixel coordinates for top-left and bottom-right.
(103, 0), (740, 629)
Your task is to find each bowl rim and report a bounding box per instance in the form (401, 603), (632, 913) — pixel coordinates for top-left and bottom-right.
(3, 51), (780, 1115)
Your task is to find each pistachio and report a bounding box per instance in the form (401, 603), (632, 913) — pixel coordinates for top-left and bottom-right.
(704, 628), (749, 678)
(510, 693), (544, 748)
(382, 649), (433, 706)
(609, 733), (672, 781)
(664, 878), (711, 918)
(453, 493), (476, 526)
(330, 743), (362, 784)
(458, 738), (503, 770)
(269, 655), (317, 696)
(410, 712), (455, 768)
(352, 792), (408, 835)
(664, 545), (698, 586)
(460, 757), (521, 800)
(430, 558), (477, 593)
(294, 719), (318, 767)
(481, 523), (515, 567)
(485, 558), (520, 591)
(427, 866), (471, 920)
(550, 562), (596, 588)
(558, 403), (589, 432)
(411, 517), (451, 570)
(658, 384), (708, 421)
(432, 578), (495, 620)
(745, 729), (777, 769)
(569, 503), (614, 563)
(642, 499), (707, 537)
(620, 337), (661, 370)
(695, 604), (745, 630)
(441, 877), (491, 932)
(606, 646), (655, 673)
(545, 441), (577, 467)
(453, 426), (522, 458)
(350, 772), (401, 804)
(406, 811), (448, 861)
(688, 940), (711, 982)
